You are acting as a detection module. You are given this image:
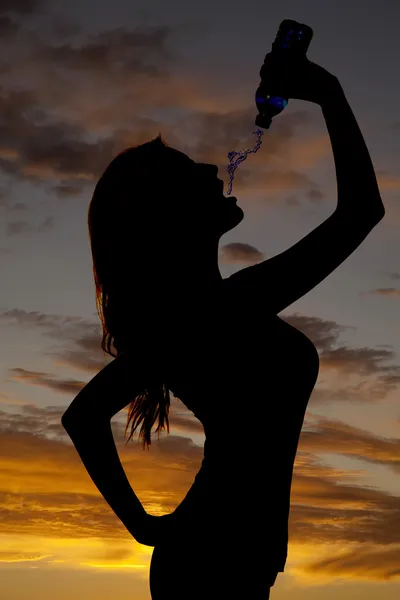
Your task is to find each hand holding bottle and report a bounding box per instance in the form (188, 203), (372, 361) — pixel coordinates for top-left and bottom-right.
(259, 52), (341, 107)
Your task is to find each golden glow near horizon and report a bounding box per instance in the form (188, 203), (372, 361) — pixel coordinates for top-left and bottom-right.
(1, 391), (399, 588)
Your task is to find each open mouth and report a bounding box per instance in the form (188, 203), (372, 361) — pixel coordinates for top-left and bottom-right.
(216, 179), (224, 194)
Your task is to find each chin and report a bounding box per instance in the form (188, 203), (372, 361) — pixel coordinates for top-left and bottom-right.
(218, 204), (244, 236)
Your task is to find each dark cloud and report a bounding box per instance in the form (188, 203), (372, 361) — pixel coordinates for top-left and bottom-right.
(8, 367), (85, 395)
(38, 215), (55, 232)
(0, 85), (115, 192)
(306, 188), (324, 203)
(12, 202), (28, 211)
(0, 15), (20, 37)
(300, 416), (400, 474)
(0, 0), (47, 16)
(382, 272), (400, 280)
(303, 546), (400, 580)
(219, 242), (265, 265)
(1, 308), (399, 405)
(0, 308), (95, 337)
(6, 220), (33, 235)
(0, 22), (180, 199)
(282, 313), (400, 402)
(50, 183), (87, 197)
(288, 452), (400, 559)
(46, 15), (81, 40)
(3, 364), (203, 435)
(0, 13), (319, 219)
(34, 26), (177, 72)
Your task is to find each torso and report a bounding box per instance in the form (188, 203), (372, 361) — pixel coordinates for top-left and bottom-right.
(163, 277), (320, 573)
(116, 277), (320, 577)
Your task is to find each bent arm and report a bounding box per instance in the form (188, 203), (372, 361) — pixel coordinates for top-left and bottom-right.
(61, 354), (177, 546)
(62, 415), (158, 545)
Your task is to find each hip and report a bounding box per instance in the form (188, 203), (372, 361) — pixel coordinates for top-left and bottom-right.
(150, 538), (277, 599)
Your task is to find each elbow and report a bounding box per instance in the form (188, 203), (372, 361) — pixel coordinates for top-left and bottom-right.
(367, 208), (385, 230)
(61, 408), (107, 432)
(374, 197), (386, 221)
(372, 206), (385, 226)
(61, 408), (84, 431)
(358, 204), (385, 227)
(373, 201), (385, 220)
(61, 413), (74, 431)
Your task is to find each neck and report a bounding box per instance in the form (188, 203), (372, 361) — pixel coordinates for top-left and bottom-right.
(172, 239), (223, 291)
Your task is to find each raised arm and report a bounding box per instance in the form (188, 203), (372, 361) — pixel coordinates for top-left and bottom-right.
(227, 81), (385, 314)
(321, 81), (385, 220)
(260, 56), (385, 220)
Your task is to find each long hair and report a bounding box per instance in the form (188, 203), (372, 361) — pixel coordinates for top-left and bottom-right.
(88, 133), (183, 451)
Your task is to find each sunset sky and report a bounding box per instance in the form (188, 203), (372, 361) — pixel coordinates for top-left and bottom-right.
(1, 1), (400, 599)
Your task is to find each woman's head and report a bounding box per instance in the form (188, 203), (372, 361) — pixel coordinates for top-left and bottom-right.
(89, 134), (243, 283)
(88, 134), (243, 449)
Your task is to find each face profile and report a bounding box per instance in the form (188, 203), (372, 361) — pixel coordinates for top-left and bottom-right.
(166, 149), (244, 241)
(87, 135), (246, 362)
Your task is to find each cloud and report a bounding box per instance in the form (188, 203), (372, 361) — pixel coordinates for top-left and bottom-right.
(0, 407), (400, 579)
(6, 220), (34, 235)
(0, 21), (182, 197)
(282, 313), (400, 401)
(300, 415), (400, 474)
(361, 287), (400, 298)
(38, 215), (55, 232)
(219, 242), (265, 265)
(0, 16), (20, 37)
(0, 0), (47, 17)
(0, 1), (395, 259)
(2, 304), (399, 577)
(0, 412), (205, 528)
(0, 10), (326, 215)
(302, 546), (400, 580)
(7, 367), (85, 395)
(1, 308), (400, 406)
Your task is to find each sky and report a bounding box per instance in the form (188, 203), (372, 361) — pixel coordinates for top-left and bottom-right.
(0, 0), (399, 598)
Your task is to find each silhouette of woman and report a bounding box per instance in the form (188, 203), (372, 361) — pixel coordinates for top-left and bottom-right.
(66, 81), (384, 597)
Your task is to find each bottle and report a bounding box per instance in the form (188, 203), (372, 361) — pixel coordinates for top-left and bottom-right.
(225, 20), (314, 195)
(255, 19), (314, 129)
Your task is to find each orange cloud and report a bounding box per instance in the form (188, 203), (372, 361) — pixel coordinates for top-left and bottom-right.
(1, 405), (400, 581)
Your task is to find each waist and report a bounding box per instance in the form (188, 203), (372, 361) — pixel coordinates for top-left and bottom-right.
(161, 507), (288, 575)
(174, 463), (289, 526)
